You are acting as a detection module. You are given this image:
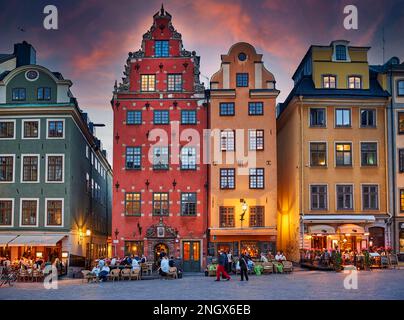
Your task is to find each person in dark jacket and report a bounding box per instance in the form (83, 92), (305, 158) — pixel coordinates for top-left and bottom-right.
(215, 250), (231, 281)
(239, 253), (249, 281)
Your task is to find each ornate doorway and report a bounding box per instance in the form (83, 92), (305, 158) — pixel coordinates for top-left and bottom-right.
(154, 243), (169, 261)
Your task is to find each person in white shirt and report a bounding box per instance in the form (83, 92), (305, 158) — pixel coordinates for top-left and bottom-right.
(131, 258), (141, 271)
(91, 265), (100, 277)
(260, 253), (269, 263)
(159, 256), (170, 276)
(98, 259), (105, 268)
(99, 264), (110, 282)
(110, 257), (117, 266)
(275, 251), (286, 261)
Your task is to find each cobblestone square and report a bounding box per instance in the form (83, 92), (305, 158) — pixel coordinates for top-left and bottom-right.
(1, 269), (403, 300)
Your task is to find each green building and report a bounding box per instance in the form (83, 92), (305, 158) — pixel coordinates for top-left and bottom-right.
(0, 42), (112, 274)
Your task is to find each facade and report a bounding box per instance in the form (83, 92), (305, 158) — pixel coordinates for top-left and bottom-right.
(111, 6), (207, 272)
(277, 41), (390, 261)
(372, 57), (404, 260)
(0, 42), (112, 272)
(208, 42), (279, 258)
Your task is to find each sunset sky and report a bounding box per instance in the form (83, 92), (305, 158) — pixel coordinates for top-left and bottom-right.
(1, 0), (403, 163)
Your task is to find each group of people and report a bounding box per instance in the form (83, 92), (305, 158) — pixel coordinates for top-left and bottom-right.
(215, 250), (288, 282)
(0, 255), (65, 278)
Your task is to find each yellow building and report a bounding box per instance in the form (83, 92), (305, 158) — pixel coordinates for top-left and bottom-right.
(277, 41), (390, 261)
(208, 42), (279, 258)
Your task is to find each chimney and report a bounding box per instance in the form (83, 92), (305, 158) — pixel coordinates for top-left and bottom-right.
(13, 41), (36, 67)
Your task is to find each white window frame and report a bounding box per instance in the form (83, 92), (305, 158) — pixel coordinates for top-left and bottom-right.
(21, 119), (40, 140)
(19, 198), (39, 227)
(20, 154), (40, 183)
(0, 198), (14, 227)
(335, 183), (355, 211)
(86, 145), (89, 159)
(347, 75), (362, 89)
(308, 141), (328, 167)
(361, 183), (380, 211)
(308, 107), (327, 128)
(45, 198), (64, 227)
(334, 108), (352, 128)
(359, 141), (379, 168)
(359, 108), (377, 128)
(309, 183), (329, 211)
(0, 119), (16, 140)
(45, 154), (65, 183)
(46, 119), (65, 139)
(334, 141), (354, 167)
(220, 130), (235, 151)
(0, 154), (15, 183)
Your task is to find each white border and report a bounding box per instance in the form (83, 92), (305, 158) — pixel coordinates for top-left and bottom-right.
(20, 154), (40, 183)
(19, 198), (39, 227)
(360, 183), (380, 211)
(46, 119), (65, 139)
(0, 198), (14, 227)
(308, 107), (327, 128)
(359, 108), (377, 128)
(45, 154), (65, 183)
(334, 107), (352, 128)
(25, 70), (39, 82)
(44, 198), (64, 227)
(308, 141), (328, 167)
(0, 154), (15, 183)
(0, 119), (16, 140)
(21, 119), (40, 140)
(359, 141), (379, 167)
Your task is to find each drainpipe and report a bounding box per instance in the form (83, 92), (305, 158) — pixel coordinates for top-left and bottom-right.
(299, 95), (304, 254)
(205, 89), (210, 266)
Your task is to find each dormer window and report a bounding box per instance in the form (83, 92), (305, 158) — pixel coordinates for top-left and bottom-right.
(331, 41), (351, 62)
(155, 40), (169, 57)
(348, 76), (362, 89)
(322, 75), (336, 89)
(336, 45), (347, 61)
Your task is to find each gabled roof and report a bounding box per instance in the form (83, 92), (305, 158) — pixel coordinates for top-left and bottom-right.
(278, 72), (389, 117)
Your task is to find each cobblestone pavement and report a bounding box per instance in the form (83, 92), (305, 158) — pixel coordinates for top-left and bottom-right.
(1, 269), (403, 300)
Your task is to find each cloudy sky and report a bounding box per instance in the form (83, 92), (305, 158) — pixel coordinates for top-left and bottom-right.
(1, 0), (403, 164)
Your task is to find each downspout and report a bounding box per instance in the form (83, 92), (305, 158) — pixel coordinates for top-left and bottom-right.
(299, 95), (304, 253)
(389, 67), (397, 252)
(205, 89), (210, 267)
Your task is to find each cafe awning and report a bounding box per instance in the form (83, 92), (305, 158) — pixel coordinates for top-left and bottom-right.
(0, 234), (19, 246)
(337, 224), (365, 234)
(308, 225), (336, 234)
(303, 215), (376, 224)
(7, 234), (67, 247)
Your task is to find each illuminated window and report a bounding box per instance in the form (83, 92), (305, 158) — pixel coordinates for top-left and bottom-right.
(335, 143), (352, 166)
(141, 75), (155, 92)
(361, 142), (377, 166)
(155, 40), (169, 57)
(249, 168), (264, 189)
(399, 149), (404, 173)
(322, 75), (336, 88)
(220, 130), (235, 151)
(249, 129), (264, 151)
(153, 193), (169, 216)
(46, 200), (63, 226)
(125, 193), (141, 216)
(348, 76), (362, 89)
(310, 142), (327, 167)
(220, 169), (235, 189)
(400, 189), (404, 212)
(398, 112), (404, 134)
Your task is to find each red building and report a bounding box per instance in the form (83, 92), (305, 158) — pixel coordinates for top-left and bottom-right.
(111, 6), (207, 272)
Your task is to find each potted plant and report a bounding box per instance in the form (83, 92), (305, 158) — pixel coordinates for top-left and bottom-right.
(333, 251), (342, 272)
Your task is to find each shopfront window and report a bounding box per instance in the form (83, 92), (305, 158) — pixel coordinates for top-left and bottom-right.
(400, 228), (404, 253)
(311, 236), (327, 250)
(240, 241), (259, 258)
(124, 241), (144, 257)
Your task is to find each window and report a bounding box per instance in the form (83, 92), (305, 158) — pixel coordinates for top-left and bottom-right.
(400, 190), (404, 212)
(322, 75), (336, 88)
(238, 52), (247, 61)
(399, 149), (404, 173)
(86, 173), (90, 193)
(46, 199), (63, 226)
(167, 74), (182, 92)
(362, 185), (378, 210)
(155, 40), (169, 57)
(398, 80), (404, 96)
(153, 146), (169, 170)
(22, 155), (39, 182)
(220, 130), (235, 151)
(0, 200), (12, 226)
(248, 102), (263, 115)
(360, 109), (376, 127)
(249, 129), (264, 151)
(336, 185), (353, 210)
(310, 142), (327, 167)
(249, 206), (264, 227)
(236, 73), (249, 87)
(47, 120), (64, 138)
(141, 75), (155, 92)
(335, 109), (351, 127)
(181, 193), (196, 216)
(153, 193), (169, 216)
(125, 193), (141, 216)
(219, 207), (235, 227)
(124, 241), (144, 257)
(37, 87), (51, 100)
(310, 108), (326, 127)
(336, 143), (352, 166)
(46, 155), (63, 182)
(181, 110), (196, 124)
(153, 110), (169, 124)
(23, 120), (39, 138)
(335, 45), (347, 61)
(21, 200), (37, 226)
(361, 142), (377, 166)
(0, 121), (15, 139)
(398, 112), (404, 134)
(219, 103), (235, 116)
(126, 147), (141, 169)
(220, 169), (235, 189)
(12, 88), (26, 101)
(180, 147), (196, 170)
(311, 185), (328, 210)
(127, 111), (142, 125)
(0, 156), (14, 182)
(249, 168), (264, 189)
(348, 76), (362, 89)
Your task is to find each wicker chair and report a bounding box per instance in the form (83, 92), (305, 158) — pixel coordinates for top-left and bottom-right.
(167, 267), (178, 279)
(130, 268), (141, 280)
(282, 261), (293, 273)
(262, 262), (274, 274)
(109, 268), (120, 282)
(18, 269), (29, 282)
(81, 270), (95, 283)
(31, 269), (44, 282)
(121, 268), (131, 280)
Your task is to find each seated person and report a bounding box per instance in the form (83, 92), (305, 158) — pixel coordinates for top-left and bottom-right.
(131, 258), (141, 271)
(140, 254), (147, 263)
(159, 256), (170, 276)
(275, 251), (286, 261)
(91, 264), (100, 277)
(168, 256), (176, 268)
(99, 264), (110, 282)
(260, 252), (269, 263)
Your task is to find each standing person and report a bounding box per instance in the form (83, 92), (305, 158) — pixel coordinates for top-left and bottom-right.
(239, 253), (249, 282)
(226, 250), (233, 274)
(215, 251), (231, 282)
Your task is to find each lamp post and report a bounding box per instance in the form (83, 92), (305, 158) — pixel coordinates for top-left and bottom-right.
(240, 200), (248, 228)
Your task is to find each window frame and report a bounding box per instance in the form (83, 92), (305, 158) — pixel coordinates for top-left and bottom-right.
(400, 189), (404, 213)
(398, 112), (404, 135)
(0, 120), (16, 140)
(180, 146), (197, 170)
(360, 109), (376, 128)
(0, 154), (15, 183)
(220, 130), (235, 151)
(249, 168), (265, 189)
(153, 146), (169, 170)
(126, 110), (142, 125)
(248, 129), (264, 151)
(19, 198), (39, 227)
(335, 142), (353, 167)
(220, 168), (236, 190)
(0, 198), (14, 227)
(45, 154), (65, 183)
(219, 206), (235, 228)
(397, 80), (404, 97)
(310, 184), (328, 210)
(348, 75), (362, 89)
(309, 142), (327, 167)
(181, 110), (197, 125)
(335, 108), (352, 128)
(236, 73), (249, 87)
(219, 103), (235, 116)
(45, 198), (64, 227)
(336, 184), (354, 211)
(11, 88), (26, 101)
(140, 74), (156, 92)
(20, 154), (40, 183)
(167, 74), (183, 92)
(249, 206), (265, 227)
(153, 110), (170, 125)
(37, 87), (51, 101)
(322, 75), (337, 89)
(125, 146), (142, 170)
(309, 108), (326, 127)
(248, 102), (264, 115)
(125, 192), (142, 216)
(46, 119), (65, 139)
(335, 45), (348, 61)
(21, 119), (40, 139)
(152, 192), (169, 216)
(362, 184), (379, 210)
(360, 142), (378, 167)
(181, 192), (197, 216)
(154, 40), (169, 57)
(399, 149), (404, 173)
